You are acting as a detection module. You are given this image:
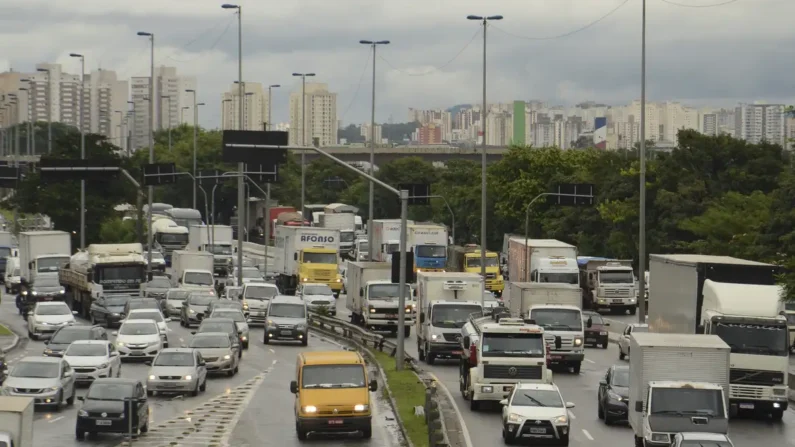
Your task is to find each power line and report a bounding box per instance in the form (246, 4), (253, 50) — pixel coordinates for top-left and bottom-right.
(378, 27), (482, 77)
(659, 0), (739, 7)
(165, 16), (235, 63)
(338, 50), (372, 124)
(489, 0), (631, 40)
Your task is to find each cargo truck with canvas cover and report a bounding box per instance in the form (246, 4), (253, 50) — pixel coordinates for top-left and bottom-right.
(188, 225), (234, 276)
(509, 282), (585, 373)
(273, 226), (343, 296)
(629, 332), (730, 447)
(18, 231), (71, 284)
(416, 272), (484, 364)
(60, 243), (147, 317)
(459, 315), (551, 410)
(407, 224), (448, 273)
(578, 257), (637, 313)
(507, 238), (579, 285)
(447, 244), (504, 295)
(649, 254), (789, 419)
(346, 261), (414, 337)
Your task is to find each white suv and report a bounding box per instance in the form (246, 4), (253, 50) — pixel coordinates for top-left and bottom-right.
(27, 301), (76, 340)
(500, 382), (575, 446)
(112, 319), (163, 361)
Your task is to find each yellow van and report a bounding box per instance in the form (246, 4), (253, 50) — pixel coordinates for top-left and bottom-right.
(290, 350), (378, 440)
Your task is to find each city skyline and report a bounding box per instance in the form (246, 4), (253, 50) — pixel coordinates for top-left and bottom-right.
(1, 0), (793, 131)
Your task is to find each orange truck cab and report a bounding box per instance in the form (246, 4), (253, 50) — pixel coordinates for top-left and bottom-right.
(290, 350), (378, 440)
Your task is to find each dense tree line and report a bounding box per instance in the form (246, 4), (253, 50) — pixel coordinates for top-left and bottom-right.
(5, 124), (795, 299)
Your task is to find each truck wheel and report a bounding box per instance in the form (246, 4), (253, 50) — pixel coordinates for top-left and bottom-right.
(417, 341), (425, 361)
(469, 396), (480, 411)
(571, 362), (581, 374)
(403, 326), (410, 337)
(629, 306), (637, 315)
(772, 408), (784, 421)
(634, 435), (644, 447)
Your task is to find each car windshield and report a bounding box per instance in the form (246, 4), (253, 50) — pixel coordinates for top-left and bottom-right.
(119, 322), (158, 335)
(302, 252), (337, 264)
(431, 305), (483, 328)
(214, 311), (245, 322)
(530, 308), (583, 331)
(200, 322), (233, 333)
(245, 286), (277, 300)
(225, 288), (242, 299)
(466, 257), (499, 268)
(66, 344), (107, 356)
(167, 290), (190, 301)
(36, 304), (71, 315)
(189, 295), (215, 306)
(268, 303), (306, 319)
(612, 368), (630, 387)
(154, 352), (195, 367)
(190, 335), (231, 348)
(511, 389), (564, 407)
(151, 252), (165, 261)
(106, 296), (131, 307)
(302, 365), (365, 389)
(600, 270), (634, 284)
(368, 283), (410, 300)
(51, 329), (91, 344)
(241, 269), (261, 278)
(482, 333), (545, 357)
(86, 382), (134, 400)
(583, 313), (604, 325)
(184, 272), (213, 286)
(208, 244), (233, 255)
(303, 285), (333, 295)
(416, 245), (446, 258)
(11, 361), (60, 378)
(130, 311), (163, 322)
(148, 278), (171, 288)
(34, 277), (60, 287)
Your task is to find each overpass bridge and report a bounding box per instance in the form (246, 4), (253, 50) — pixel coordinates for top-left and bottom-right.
(0, 145), (513, 166)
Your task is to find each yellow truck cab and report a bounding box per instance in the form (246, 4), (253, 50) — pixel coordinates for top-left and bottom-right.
(447, 244), (505, 296)
(290, 350), (378, 440)
(274, 226), (343, 296)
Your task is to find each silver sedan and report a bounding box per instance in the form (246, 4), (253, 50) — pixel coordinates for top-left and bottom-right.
(145, 348), (207, 396)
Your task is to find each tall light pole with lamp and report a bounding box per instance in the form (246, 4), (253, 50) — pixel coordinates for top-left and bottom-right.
(186, 88), (199, 208)
(637, 0), (648, 323)
(292, 72), (315, 222)
(137, 31), (155, 274)
(69, 53), (87, 249)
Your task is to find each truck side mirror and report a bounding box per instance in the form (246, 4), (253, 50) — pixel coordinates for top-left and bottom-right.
(28, 261), (33, 269)
(293, 253), (298, 261)
(290, 380), (298, 394)
(634, 401), (643, 412)
(586, 318), (593, 329)
(696, 324), (705, 334)
(148, 272), (154, 281)
(420, 313), (425, 323)
(554, 336), (562, 350)
(359, 287), (364, 296)
(413, 289), (417, 297)
(463, 336), (470, 349)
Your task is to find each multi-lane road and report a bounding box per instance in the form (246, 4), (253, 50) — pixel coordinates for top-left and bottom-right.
(0, 288), (401, 447)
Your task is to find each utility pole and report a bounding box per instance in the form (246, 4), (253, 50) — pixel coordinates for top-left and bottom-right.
(69, 53), (86, 249)
(186, 89), (198, 208)
(292, 72), (315, 223)
(137, 31), (155, 276)
(638, 0), (647, 324)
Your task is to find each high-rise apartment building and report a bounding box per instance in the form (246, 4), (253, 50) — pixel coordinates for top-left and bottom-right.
(417, 124), (442, 145)
(360, 123), (382, 144)
(130, 66), (195, 150)
(221, 82), (267, 131)
(289, 83), (337, 147)
(702, 113), (718, 136)
(734, 103), (787, 147)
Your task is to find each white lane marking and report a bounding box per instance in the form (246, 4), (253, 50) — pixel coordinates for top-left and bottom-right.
(568, 410), (576, 419)
(585, 359), (595, 364)
(179, 338), (184, 342)
(582, 429), (594, 441)
(268, 348), (275, 354)
(428, 372), (474, 447)
(49, 416), (64, 423)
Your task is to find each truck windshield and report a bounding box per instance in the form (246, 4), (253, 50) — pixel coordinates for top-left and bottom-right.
(38, 256), (69, 273)
(158, 233), (189, 245)
(466, 257), (498, 268)
(529, 308), (583, 331)
(416, 246), (446, 258)
(714, 322), (789, 356)
(431, 305), (483, 328)
(358, 241), (368, 251)
(184, 272), (213, 286)
(368, 284), (409, 300)
(208, 244), (233, 255)
(172, 218), (202, 229)
(303, 252), (337, 264)
(538, 272), (579, 284)
(650, 388), (724, 418)
(599, 270), (634, 284)
(482, 333), (544, 357)
(302, 364), (365, 389)
(340, 232), (356, 243)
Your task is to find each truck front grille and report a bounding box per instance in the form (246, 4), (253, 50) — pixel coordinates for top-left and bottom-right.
(730, 368), (785, 387)
(603, 288), (631, 297)
(485, 273), (496, 279)
(544, 335), (574, 349)
(730, 385), (765, 399)
(372, 308), (397, 315)
(442, 333), (461, 343)
(312, 270), (336, 280)
(483, 365), (543, 380)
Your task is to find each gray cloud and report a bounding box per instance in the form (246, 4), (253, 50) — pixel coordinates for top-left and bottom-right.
(2, 0), (794, 129)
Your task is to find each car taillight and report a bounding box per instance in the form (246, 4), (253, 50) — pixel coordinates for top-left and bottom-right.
(469, 343), (478, 366)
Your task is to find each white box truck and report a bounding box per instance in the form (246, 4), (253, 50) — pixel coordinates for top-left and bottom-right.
(346, 261), (413, 337)
(171, 250), (214, 291)
(188, 225), (234, 276)
(273, 226), (342, 296)
(18, 231), (71, 283)
(320, 213), (356, 257)
(629, 332), (730, 447)
(407, 224), (448, 272)
(416, 272), (484, 364)
(507, 238), (579, 285)
(509, 282), (585, 373)
(649, 254), (789, 419)
(370, 219), (414, 263)
(0, 396), (33, 447)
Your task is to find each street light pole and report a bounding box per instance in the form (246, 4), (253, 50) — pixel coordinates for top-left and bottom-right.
(467, 14), (502, 296)
(359, 40), (389, 260)
(222, 2), (245, 286)
(292, 72), (315, 223)
(36, 68), (52, 154)
(186, 89), (198, 208)
(267, 84), (280, 130)
(162, 95), (172, 152)
(638, 0), (647, 324)
(137, 31), (155, 275)
(70, 53), (86, 249)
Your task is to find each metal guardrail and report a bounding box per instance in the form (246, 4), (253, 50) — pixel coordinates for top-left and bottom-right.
(232, 240), (274, 259)
(306, 312), (453, 447)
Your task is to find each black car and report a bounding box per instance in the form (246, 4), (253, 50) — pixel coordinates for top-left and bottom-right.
(597, 365), (630, 425)
(44, 325), (108, 357)
(89, 296), (131, 328)
(17, 275), (65, 315)
(180, 293), (218, 327)
(193, 318), (241, 358)
(124, 298), (160, 316)
(75, 378), (149, 439)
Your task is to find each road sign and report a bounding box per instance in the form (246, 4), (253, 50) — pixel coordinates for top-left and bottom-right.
(547, 183), (595, 206)
(0, 166), (20, 188)
(222, 130), (288, 164)
(244, 164), (278, 183)
(391, 251), (416, 284)
(142, 163), (177, 186)
(399, 183), (431, 205)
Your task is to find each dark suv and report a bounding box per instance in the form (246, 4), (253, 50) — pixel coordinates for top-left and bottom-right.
(44, 325), (108, 357)
(89, 296), (131, 328)
(75, 378), (149, 439)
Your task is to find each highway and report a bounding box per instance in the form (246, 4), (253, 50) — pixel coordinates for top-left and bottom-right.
(0, 281), (400, 447)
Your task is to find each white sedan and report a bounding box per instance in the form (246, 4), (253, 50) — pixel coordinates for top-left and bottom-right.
(500, 382), (574, 446)
(27, 302), (77, 340)
(618, 323), (648, 360)
(62, 340), (121, 383)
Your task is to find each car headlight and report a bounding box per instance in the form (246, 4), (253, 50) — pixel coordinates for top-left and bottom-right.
(112, 312), (120, 317)
(431, 334), (438, 340)
(481, 386), (493, 393)
(189, 309), (195, 313)
(117, 342), (125, 347)
(354, 404), (369, 412)
(149, 375), (156, 380)
(98, 363), (109, 369)
(650, 433), (670, 443)
(149, 341), (160, 347)
(507, 413), (523, 423)
(267, 320), (274, 325)
(31, 291), (38, 295)
(44, 348), (53, 354)
(296, 323), (307, 330)
(223, 354), (231, 360)
(369, 308), (376, 313)
(608, 391), (623, 402)
(184, 375), (192, 381)
(78, 409), (89, 417)
(303, 405), (317, 413)
(573, 338), (583, 346)
(554, 415), (568, 424)
(45, 387), (59, 392)
(59, 289), (65, 294)
(21, 291), (27, 295)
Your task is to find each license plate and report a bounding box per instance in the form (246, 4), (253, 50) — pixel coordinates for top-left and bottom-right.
(130, 352), (145, 356)
(43, 297), (54, 301)
(550, 355), (562, 360)
(740, 403), (754, 410)
(280, 330), (292, 335)
(452, 351), (462, 355)
(160, 383), (178, 388)
(387, 314), (397, 319)
(529, 427), (546, 434)
(96, 420), (112, 426)
(612, 299), (623, 303)
(328, 419), (344, 425)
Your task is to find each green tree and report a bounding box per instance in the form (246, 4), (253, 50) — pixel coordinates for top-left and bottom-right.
(99, 218), (138, 244)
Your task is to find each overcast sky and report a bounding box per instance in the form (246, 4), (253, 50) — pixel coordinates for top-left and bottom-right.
(2, 0), (793, 128)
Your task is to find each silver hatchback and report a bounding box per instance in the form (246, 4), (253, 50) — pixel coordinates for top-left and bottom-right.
(145, 348), (207, 396)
